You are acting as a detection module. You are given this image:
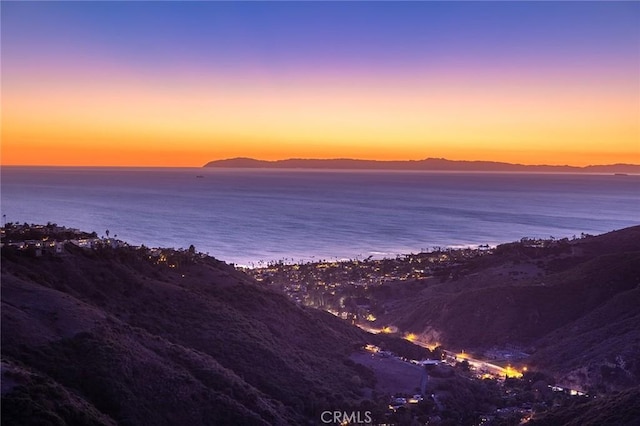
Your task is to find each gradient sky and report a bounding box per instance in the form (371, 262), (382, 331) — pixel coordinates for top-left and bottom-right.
(2, 1), (639, 167)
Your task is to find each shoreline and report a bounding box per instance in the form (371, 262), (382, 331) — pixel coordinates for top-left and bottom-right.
(3, 164), (640, 177)
(0, 220), (617, 269)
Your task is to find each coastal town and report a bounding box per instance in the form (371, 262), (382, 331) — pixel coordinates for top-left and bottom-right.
(242, 234), (598, 422)
(243, 248), (538, 383)
(0, 222), (202, 269)
(1, 223), (114, 254)
(243, 246), (492, 320)
(0, 223), (605, 424)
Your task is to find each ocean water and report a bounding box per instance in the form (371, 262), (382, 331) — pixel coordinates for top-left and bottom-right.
(1, 167), (638, 266)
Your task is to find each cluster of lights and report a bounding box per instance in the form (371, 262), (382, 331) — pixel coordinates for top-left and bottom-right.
(404, 333), (417, 342)
(379, 325), (398, 334)
(364, 344), (380, 353)
(504, 365), (524, 378)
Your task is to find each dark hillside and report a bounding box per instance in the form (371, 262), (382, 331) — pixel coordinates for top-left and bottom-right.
(528, 385), (640, 426)
(377, 226), (640, 391)
(530, 286), (640, 393)
(572, 225), (640, 256)
(387, 252), (640, 348)
(1, 244), (376, 425)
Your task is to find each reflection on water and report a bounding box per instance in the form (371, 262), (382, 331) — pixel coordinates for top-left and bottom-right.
(2, 167), (638, 265)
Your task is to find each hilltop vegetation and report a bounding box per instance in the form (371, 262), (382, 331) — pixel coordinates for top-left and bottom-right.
(1, 242), (384, 425)
(376, 226), (640, 394)
(528, 385), (640, 426)
(247, 226), (640, 397)
(3, 225), (640, 424)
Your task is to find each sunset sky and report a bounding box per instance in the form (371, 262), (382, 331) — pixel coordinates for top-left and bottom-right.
(2, 2), (639, 167)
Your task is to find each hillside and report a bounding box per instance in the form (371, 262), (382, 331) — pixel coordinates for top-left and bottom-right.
(1, 243), (382, 425)
(376, 226), (640, 392)
(3, 226), (639, 423)
(528, 385), (640, 426)
(204, 157), (640, 173)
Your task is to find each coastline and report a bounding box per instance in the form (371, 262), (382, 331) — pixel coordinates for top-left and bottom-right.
(3, 168), (638, 267)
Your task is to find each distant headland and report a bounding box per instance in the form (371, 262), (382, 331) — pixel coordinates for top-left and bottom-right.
(204, 157), (640, 174)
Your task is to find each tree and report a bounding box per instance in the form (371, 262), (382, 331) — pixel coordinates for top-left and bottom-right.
(457, 360), (470, 372)
(432, 346), (445, 360)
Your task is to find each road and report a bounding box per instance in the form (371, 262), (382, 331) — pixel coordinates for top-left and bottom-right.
(357, 323), (524, 379)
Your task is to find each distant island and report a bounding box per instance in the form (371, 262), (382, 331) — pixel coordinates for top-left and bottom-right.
(204, 157), (640, 174)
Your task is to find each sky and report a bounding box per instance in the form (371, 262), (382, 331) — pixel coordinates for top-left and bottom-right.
(2, 1), (639, 167)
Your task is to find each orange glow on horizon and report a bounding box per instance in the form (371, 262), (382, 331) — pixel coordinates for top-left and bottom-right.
(3, 2), (639, 168)
(3, 146), (638, 168)
(3, 65), (638, 167)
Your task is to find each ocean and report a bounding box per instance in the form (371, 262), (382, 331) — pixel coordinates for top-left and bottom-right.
(1, 167), (638, 266)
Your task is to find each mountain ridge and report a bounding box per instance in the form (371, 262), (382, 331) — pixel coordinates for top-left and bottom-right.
(373, 226), (640, 393)
(204, 157), (640, 173)
(0, 242), (384, 424)
(3, 225), (640, 423)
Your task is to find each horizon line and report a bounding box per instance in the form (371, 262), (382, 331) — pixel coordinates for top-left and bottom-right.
(3, 155), (640, 169)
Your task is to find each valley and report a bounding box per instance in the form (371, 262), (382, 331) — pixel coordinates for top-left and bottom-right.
(2, 224), (639, 425)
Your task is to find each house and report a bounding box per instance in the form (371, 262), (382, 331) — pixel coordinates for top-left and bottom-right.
(24, 240), (43, 257)
(69, 238), (100, 249)
(43, 241), (65, 254)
